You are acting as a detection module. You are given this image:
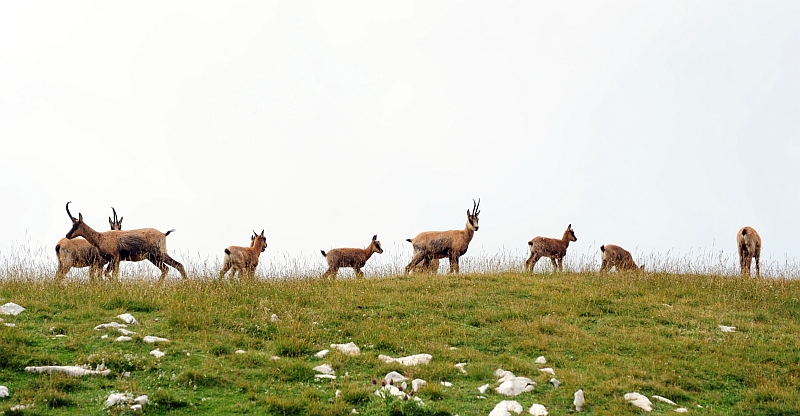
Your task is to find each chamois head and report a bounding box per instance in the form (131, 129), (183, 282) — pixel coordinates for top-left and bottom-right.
(371, 235), (384, 254)
(65, 201), (86, 239)
(564, 224), (577, 242)
(467, 198), (481, 231)
(108, 207), (123, 231)
(252, 230), (267, 253)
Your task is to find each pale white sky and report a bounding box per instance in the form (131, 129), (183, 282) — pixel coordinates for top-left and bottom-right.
(2, 1), (799, 276)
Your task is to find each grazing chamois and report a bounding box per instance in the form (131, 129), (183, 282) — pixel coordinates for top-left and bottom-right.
(64, 202), (188, 282)
(405, 199), (480, 274)
(600, 244), (643, 272)
(220, 230), (268, 280)
(737, 226), (761, 277)
(525, 224), (577, 272)
(320, 234), (384, 279)
(55, 207), (123, 282)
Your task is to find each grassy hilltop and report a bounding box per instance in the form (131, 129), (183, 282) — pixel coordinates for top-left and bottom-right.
(1, 271), (800, 415)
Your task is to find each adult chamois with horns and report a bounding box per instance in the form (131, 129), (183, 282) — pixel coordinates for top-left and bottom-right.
(64, 202), (188, 282)
(320, 234), (384, 279)
(737, 226), (761, 277)
(405, 199), (481, 274)
(220, 230), (268, 280)
(55, 207), (123, 282)
(526, 224), (577, 272)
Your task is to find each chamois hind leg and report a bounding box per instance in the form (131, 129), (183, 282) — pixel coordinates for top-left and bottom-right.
(755, 253), (761, 277)
(525, 254), (541, 272)
(219, 260), (231, 280)
(405, 252), (427, 274)
(108, 258), (121, 282)
(148, 257), (170, 283)
(322, 266), (338, 279)
(549, 257), (558, 272)
(88, 264), (101, 283)
(354, 268), (364, 279)
(163, 255), (188, 279)
(55, 263), (70, 283)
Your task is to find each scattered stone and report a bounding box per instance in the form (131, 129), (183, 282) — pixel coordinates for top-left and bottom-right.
(271, 314), (280, 322)
(624, 392), (653, 412)
(440, 381), (453, 387)
(534, 356), (547, 364)
(95, 322), (127, 330)
(143, 335), (169, 343)
(489, 400), (523, 416)
(4, 323), (16, 327)
(478, 395), (487, 399)
(270, 356), (281, 360)
(101, 335), (109, 339)
(118, 313), (139, 325)
(383, 371), (407, 384)
(549, 378), (560, 388)
(315, 349), (330, 358)
(574, 389), (585, 412)
(478, 384), (490, 394)
(313, 364), (335, 376)
(0, 385), (9, 397)
(539, 368), (555, 376)
(412, 379), (427, 392)
(55, 334), (66, 338)
(118, 328), (137, 336)
(130, 403), (143, 413)
(150, 348), (165, 358)
(9, 404), (34, 411)
(116, 336), (133, 342)
(719, 325), (736, 333)
(455, 362), (468, 374)
(494, 369), (535, 396)
(335, 390), (341, 398)
(528, 403), (549, 415)
(0, 302), (25, 315)
(331, 342), (361, 356)
(106, 392), (132, 407)
(652, 395), (677, 406)
(235, 349), (246, 354)
(377, 353), (432, 365)
(26, 365), (111, 377)
(675, 408), (688, 413)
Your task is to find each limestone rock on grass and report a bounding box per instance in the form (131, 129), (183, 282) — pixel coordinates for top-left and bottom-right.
(528, 403), (548, 415)
(143, 335), (169, 343)
(117, 313), (139, 325)
(574, 389), (585, 411)
(624, 392), (653, 412)
(26, 365), (111, 377)
(377, 353), (432, 365)
(0, 302), (25, 315)
(331, 342), (361, 356)
(489, 400), (523, 416)
(0, 385), (9, 398)
(534, 356), (547, 364)
(652, 395), (677, 406)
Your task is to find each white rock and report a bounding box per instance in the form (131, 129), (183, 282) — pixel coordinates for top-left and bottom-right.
(719, 325), (736, 333)
(375, 384), (404, 398)
(675, 408), (688, 413)
(133, 394), (148, 405)
(331, 342), (361, 356)
(116, 336), (133, 342)
(549, 378), (560, 388)
(383, 371), (407, 384)
(235, 349), (246, 354)
(315, 349), (329, 358)
(271, 314), (280, 322)
(528, 403), (549, 416)
(271, 356), (281, 360)
(652, 395), (677, 406)
(455, 362), (468, 374)
(495, 369), (517, 383)
(478, 384), (490, 394)
(150, 348), (165, 358)
(118, 328), (137, 336)
(55, 334), (66, 338)
(574, 389), (585, 412)
(316, 374), (337, 380)
(377, 353), (432, 365)
(351, 409), (359, 414)
(0, 302), (25, 315)
(117, 313), (139, 325)
(440, 381), (453, 387)
(105, 392), (132, 407)
(478, 395), (487, 399)
(313, 364), (335, 375)
(0, 385), (9, 397)
(624, 392), (653, 412)
(539, 368), (555, 376)
(101, 334), (109, 339)
(9, 404), (34, 411)
(25, 365), (111, 377)
(130, 403), (143, 413)
(4, 323), (16, 327)
(412, 379), (427, 392)
(496, 377), (535, 396)
(95, 322), (127, 330)
(335, 390), (341, 398)
(143, 335), (169, 343)
(534, 356), (547, 364)
(489, 400), (524, 416)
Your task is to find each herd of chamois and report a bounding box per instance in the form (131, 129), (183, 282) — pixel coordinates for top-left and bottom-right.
(54, 200), (764, 282)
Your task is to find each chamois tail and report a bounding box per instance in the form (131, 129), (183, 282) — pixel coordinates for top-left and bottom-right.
(224, 248), (231, 255)
(320, 250), (327, 257)
(600, 245), (605, 252)
(406, 239), (412, 243)
(165, 229), (177, 237)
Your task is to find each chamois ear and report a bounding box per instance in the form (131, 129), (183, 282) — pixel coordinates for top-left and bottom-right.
(79, 212), (83, 222)
(568, 224), (572, 229)
(467, 209), (471, 216)
(372, 234), (377, 241)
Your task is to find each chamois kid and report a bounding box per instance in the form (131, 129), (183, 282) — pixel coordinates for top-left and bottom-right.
(320, 234), (383, 279)
(64, 202), (188, 282)
(405, 199), (480, 274)
(526, 224), (577, 272)
(600, 244), (643, 272)
(55, 207), (123, 282)
(737, 226), (761, 277)
(220, 230), (268, 280)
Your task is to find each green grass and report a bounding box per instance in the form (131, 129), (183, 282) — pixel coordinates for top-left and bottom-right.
(1, 271), (800, 415)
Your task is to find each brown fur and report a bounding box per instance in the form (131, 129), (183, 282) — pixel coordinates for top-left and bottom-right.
(55, 207), (123, 282)
(220, 230), (268, 280)
(525, 224), (577, 272)
(405, 199), (480, 274)
(737, 226), (761, 277)
(320, 234), (383, 279)
(64, 202), (188, 282)
(600, 244), (643, 272)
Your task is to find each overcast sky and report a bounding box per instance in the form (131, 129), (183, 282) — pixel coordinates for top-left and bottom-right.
(2, 1), (799, 276)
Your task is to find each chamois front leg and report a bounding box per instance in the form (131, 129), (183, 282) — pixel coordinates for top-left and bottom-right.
(548, 257), (558, 271)
(149, 257), (170, 283)
(108, 258), (121, 282)
(163, 255), (189, 279)
(449, 256), (460, 274)
(405, 252), (427, 274)
(354, 268), (364, 279)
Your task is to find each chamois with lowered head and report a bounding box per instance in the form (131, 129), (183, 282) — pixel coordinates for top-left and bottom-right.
(64, 202), (188, 282)
(600, 244), (643, 272)
(320, 234), (383, 279)
(405, 199), (480, 274)
(55, 207), (123, 282)
(220, 230), (268, 280)
(525, 224), (577, 272)
(737, 226), (761, 277)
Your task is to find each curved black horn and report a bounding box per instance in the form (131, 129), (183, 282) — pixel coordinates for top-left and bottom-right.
(112, 207), (118, 223)
(66, 201), (76, 222)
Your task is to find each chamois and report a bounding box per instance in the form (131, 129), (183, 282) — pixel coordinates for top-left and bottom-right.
(600, 244), (643, 272)
(405, 199), (480, 274)
(220, 230), (268, 280)
(737, 226), (761, 277)
(320, 234), (383, 279)
(64, 202), (188, 282)
(55, 207), (123, 282)
(525, 224), (577, 272)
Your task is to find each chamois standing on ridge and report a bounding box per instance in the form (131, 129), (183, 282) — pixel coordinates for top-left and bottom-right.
(220, 230), (268, 280)
(64, 202), (188, 282)
(526, 224), (577, 272)
(320, 234), (383, 279)
(600, 244), (644, 272)
(405, 199), (480, 274)
(55, 207), (123, 282)
(737, 226), (761, 277)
